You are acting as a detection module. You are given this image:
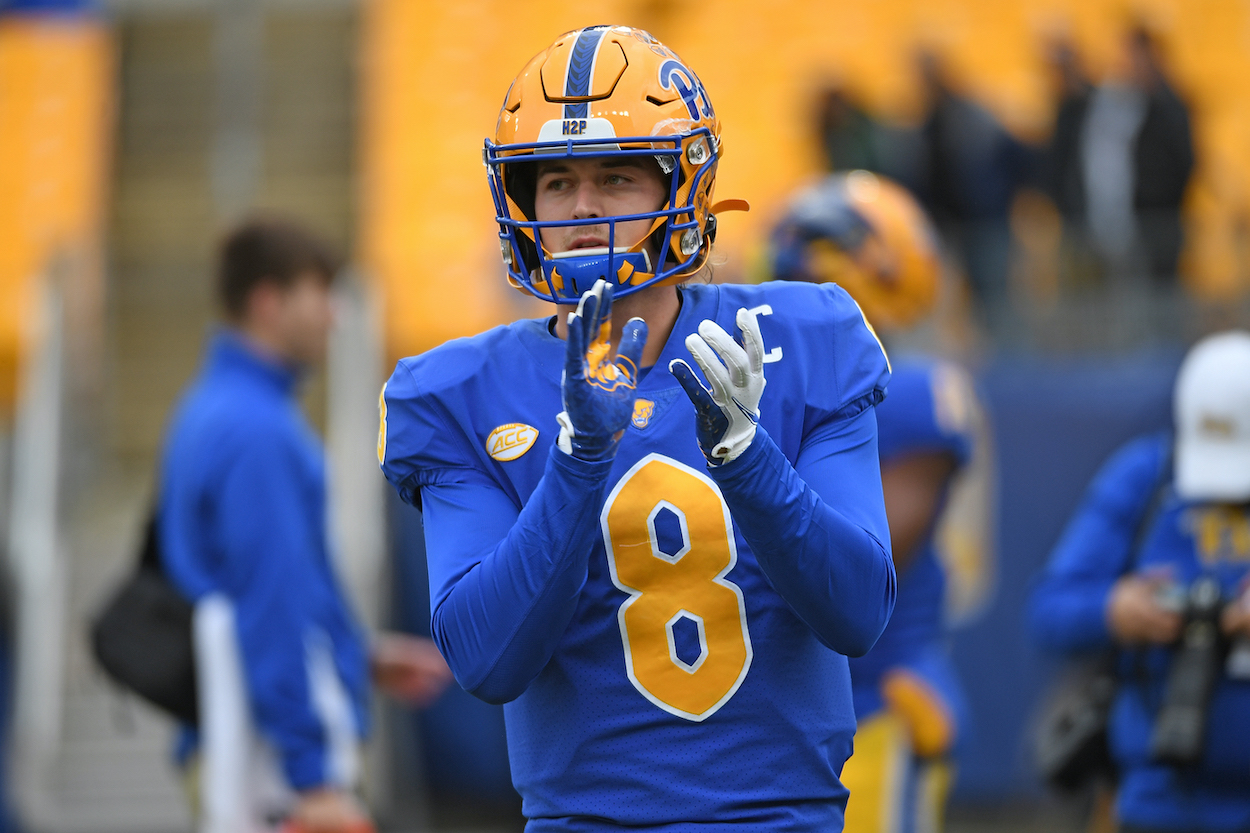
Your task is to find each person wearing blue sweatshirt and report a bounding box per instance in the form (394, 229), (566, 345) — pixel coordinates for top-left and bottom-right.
(379, 27), (896, 832)
(159, 217), (450, 833)
(1031, 331), (1250, 832)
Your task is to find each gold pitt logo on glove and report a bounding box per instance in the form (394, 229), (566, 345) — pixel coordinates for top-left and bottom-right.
(585, 319), (638, 393)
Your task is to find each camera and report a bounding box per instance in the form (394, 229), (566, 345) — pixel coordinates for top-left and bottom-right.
(1149, 575), (1226, 767)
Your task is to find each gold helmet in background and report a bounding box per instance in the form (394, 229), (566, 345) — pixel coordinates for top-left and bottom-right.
(768, 171), (940, 331)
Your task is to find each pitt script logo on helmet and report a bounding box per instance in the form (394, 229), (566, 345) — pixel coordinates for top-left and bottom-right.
(768, 171), (940, 331)
(485, 25), (749, 304)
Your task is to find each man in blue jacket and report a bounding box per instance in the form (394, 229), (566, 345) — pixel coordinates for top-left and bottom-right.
(1031, 331), (1250, 832)
(160, 217), (450, 833)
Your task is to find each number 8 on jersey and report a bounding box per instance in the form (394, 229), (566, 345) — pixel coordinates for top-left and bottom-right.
(602, 453), (754, 721)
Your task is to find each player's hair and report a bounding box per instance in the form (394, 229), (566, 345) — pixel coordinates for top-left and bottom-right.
(217, 216), (343, 320)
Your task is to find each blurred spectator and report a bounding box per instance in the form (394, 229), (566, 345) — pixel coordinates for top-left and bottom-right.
(816, 85), (884, 173)
(1127, 26), (1195, 285)
(1041, 38), (1099, 287)
(1081, 26), (1194, 287)
(1042, 40), (1092, 225)
(158, 217), (451, 833)
(913, 50), (1032, 322)
(1030, 331), (1250, 831)
(815, 84), (927, 192)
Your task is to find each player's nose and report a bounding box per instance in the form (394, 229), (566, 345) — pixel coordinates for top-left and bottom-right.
(570, 180), (603, 220)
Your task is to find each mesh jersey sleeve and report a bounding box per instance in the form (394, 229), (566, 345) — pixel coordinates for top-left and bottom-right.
(1028, 434), (1169, 653)
(797, 282), (892, 425)
(378, 360), (483, 506)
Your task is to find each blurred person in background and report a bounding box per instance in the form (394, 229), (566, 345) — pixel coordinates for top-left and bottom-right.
(769, 171), (986, 833)
(380, 24), (897, 832)
(1080, 24), (1194, 288)
(158, 217), (451, 833)
(1040, 36), (1099, 289)
(1030, 331), (1250, 832)
(815, 83), (927, 195)
(913, 49), (1032, 329)
(817, 85), (886, 174)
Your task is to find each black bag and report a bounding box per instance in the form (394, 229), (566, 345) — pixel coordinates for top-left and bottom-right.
(1033, 443), (1173, 792)
(91, 512), (199, 724)
(1035, 654), (1118, 791)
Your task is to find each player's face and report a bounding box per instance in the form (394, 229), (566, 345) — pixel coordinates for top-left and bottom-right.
(533, 157), (668, 256)
(274, 271), (335, 366)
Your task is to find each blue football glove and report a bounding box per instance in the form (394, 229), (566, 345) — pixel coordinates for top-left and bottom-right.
(669, 307), (767, 465)
(557, 279), (648, 462)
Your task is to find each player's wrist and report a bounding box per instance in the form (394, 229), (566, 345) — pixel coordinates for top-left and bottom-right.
(705, 422), (771, 476)
(709, 417), (757, 464)
(556, 410), (622, 462)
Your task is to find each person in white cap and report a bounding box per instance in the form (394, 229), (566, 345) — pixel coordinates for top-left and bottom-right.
(1029, 330), (1250, 832)
(1174, 331), (1250, 503)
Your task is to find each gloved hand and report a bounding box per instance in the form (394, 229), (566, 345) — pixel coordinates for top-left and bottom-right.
(669, 307), (766, 465)
(558, 279), (648, 461)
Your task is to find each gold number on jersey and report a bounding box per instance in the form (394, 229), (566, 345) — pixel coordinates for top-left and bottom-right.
(377, 382), (388, 465)
(601, 453), (753, 721)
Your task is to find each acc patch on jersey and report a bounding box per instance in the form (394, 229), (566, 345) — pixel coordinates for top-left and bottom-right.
(487, 423), (539, 461)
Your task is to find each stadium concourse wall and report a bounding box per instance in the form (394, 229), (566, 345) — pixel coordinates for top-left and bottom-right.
(360, 0), (1250, 364)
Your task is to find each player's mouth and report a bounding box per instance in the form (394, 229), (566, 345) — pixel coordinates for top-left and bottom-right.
(569, 236), (610, 250)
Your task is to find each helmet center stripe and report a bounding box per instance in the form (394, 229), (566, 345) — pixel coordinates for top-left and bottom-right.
(563, 27), (607, 120)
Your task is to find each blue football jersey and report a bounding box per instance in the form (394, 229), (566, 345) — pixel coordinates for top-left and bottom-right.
(848, 360), (975, 717)
(380, 281), (893, 832)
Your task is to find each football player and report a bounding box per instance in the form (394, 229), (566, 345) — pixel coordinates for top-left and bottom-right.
(769, 172), (988, 833)
(380, 26), (896, 831)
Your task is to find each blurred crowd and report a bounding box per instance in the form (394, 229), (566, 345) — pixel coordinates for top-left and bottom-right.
(814, 22), (1199, 343)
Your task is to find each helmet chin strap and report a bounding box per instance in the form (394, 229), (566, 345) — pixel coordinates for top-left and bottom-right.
(516, 190), (751, 301)
(711, 199), (750, 214)
(531, 207), (668, 299)
(540, 247), (654, 298)
(531, 200), (752, 299)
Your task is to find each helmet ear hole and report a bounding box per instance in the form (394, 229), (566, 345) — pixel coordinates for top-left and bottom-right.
(501, 160), (540, 274)
(513, 233), (539, 275)
(504, 161), (538, 221)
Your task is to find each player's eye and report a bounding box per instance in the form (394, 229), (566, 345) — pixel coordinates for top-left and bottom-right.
(604, 173), (631, 187)
(539, 175), (571, 192)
